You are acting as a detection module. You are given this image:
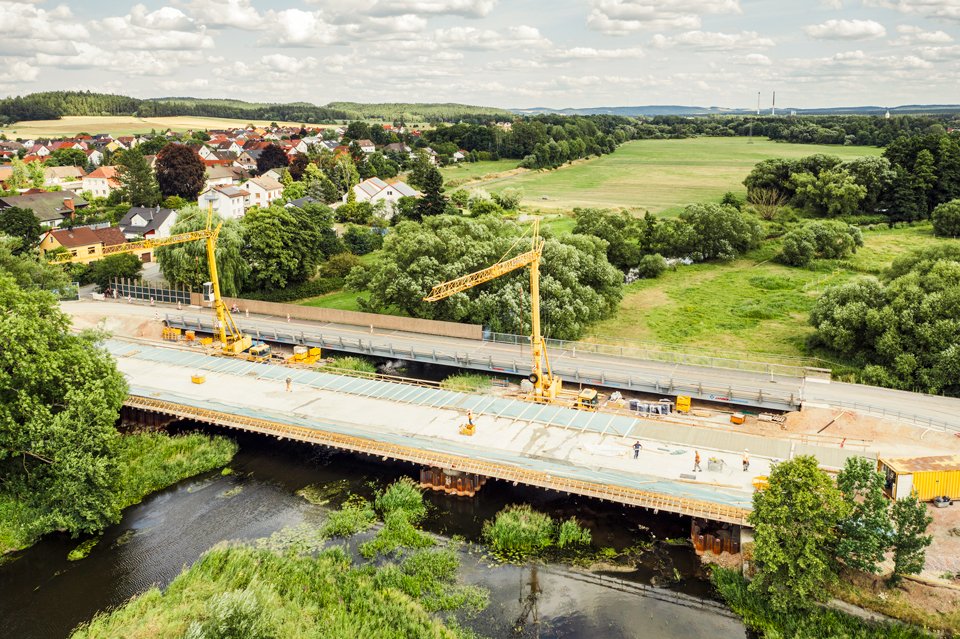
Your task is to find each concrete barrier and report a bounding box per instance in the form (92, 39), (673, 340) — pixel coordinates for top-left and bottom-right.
(190, 294), (483, 340)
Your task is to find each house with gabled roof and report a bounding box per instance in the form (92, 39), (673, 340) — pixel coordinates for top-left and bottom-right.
(119, 206), (177, 240)
(241, 176), (283, 208)
(82, 166), (120, 199)
(349, 178), (420, 217)
(198, 185), (250, 219)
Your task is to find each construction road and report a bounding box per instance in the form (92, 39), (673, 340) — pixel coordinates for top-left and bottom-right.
(66, 299), (960, 431)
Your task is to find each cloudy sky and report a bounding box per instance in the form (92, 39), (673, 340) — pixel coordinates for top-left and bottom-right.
(2, 0), (959, 109)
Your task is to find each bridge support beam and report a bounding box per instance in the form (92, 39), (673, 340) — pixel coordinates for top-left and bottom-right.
(419, 466), (488, 497)
(119, 405), (179, 432)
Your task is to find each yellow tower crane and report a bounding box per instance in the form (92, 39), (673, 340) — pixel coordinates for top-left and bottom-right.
(50, 206), (252, 355)
(423, 219), (562, 402)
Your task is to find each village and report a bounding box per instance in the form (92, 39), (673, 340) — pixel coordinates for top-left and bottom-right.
(0, 122), (479, 261)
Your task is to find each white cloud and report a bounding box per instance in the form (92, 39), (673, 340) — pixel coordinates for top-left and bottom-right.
(100, 9), (214, 51)
(786, 49), (933, 70)
(0, 58), (39, 83)
(128, 4), (194, 31)
(821, 0), (843, 7)
(267, 9), (340, 45)
(804, 18), (886, 39)
(864, 0), (960, 23)
(174, 0), (264, 30)
(732, 53), (772, 65)
(310, 0), (497, 18)
(0, 1), (89, 47)
(548, 46), (645, 59)
(434, 25), (551, 50)
(587, 0), (742, 34)
(260, 54), (321, 75)
(892, 24), (953, 44)
(158, 78), (210, 91)
(652, 30), (775, 50)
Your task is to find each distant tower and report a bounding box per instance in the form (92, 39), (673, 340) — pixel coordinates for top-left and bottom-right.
(757, 91), (761, 115)
(885, 109), (891, 119)
(772, 91), (776, 116)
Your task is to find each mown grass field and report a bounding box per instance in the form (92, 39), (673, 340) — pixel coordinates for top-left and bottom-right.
(584, 224), (953, 359)
(439, 159), (519, 187)
(0, 115), (337, 138)
(471, 138), (882, 214)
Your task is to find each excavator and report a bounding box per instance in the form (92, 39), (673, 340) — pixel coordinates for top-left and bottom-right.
(425, 219), (594, 406)
(50, 205), (253, 356)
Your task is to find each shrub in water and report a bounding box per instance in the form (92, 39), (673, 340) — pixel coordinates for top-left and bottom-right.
(556, 518), (591, 549)
(482, 504), (554, 560)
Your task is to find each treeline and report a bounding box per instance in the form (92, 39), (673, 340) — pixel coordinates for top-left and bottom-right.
(743, 132), (960, 222)
(0, 91), (507, 126)
(326, 101), (512, 123)
(634, 114), (959, 146)
(424, 115), (640, 169)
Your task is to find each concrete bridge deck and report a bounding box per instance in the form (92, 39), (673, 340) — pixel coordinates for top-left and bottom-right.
(106, 338), (875, 525)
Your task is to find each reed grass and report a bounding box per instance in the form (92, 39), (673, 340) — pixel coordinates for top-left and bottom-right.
(712, 568), (934, 639)
(439, 374), (492, 392)
(326, 356), (377, 374)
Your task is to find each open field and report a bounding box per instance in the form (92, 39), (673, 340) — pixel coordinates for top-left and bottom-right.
(0, 115), (338, 138)
(470, 138), (882, 214)
(439, 159), (519, 187)
(585, 224), (952, 359)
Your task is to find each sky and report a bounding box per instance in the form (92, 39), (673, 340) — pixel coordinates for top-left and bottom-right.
(1, 0), (959, 109)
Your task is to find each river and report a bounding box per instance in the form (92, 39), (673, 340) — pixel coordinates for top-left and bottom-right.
(0, 428), (746, 639)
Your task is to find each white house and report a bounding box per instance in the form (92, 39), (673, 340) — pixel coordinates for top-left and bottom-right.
(81, 166), (120, 199)
(452, 150), (466, 162)
(119, 206), (177, 239)
(45, 165), (86, 191)
(351, 177), (420, 216)
(242, 176), (283, 208)
(199, 185), (250, 219)
(84, 149), (104, 166)
(355, 139), (376, 154)
(205, 165), (240, 189)
(196, 145), (219, 161)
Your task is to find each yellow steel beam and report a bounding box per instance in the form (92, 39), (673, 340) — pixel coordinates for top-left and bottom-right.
(423, 246), (541, 302)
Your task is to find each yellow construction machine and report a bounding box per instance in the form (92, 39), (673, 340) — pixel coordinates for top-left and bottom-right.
(51, 205), (252, 356)
(424, 219), (566, 403)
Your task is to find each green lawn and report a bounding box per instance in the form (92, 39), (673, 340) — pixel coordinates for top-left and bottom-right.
(585, 223), (947, 360)
(300, 289), (365, 311)
(440, 159), (520, 188)
(471, 138), (882, 214)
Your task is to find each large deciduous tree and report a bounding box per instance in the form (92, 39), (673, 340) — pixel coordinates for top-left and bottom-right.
(117, 148), (161, 207)
(347, 215), (622, 340)
(155, 143), (206, 201)
(678, 202), (762, 261)
(749, 455), (848, 611)
(931, 199), (960, 238)
(240, 203), (335, 291)
(810, 245), (960, 395)
(155, 206), (248, 296)
(256, 144), (289, 175)
(0, 206), (41, 253)
(47, 147), (88, 167)
(88, 253), (143, 291)
(890, 492), (933, 585)
(0, 270), (128, 536)
(836, 456), (893, 574)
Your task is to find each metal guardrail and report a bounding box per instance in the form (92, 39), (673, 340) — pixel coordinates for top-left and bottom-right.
(165, 313), (801, 411)
(484, 331), (813, 379)
(826, 400), (959, 434)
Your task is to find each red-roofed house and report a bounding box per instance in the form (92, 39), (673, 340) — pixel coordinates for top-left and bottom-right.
(82, 166), (121, 199)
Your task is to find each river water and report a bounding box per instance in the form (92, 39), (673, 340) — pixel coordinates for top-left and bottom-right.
(0, 429), (745, 639)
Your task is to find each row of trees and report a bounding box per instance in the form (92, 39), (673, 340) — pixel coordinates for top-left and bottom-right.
(743, 133), (960, 222)
(631, 114), (958, 147)
(344, 215), (624, 341)
(809, 245), (960, 395)
(750, 455), (932, 612)
(572, 203), (763, 274)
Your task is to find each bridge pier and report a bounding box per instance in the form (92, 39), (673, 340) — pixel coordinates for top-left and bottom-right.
(419, 466), (488, 497)
(690, 518), (741, 556)
(119, 405), (179, 432)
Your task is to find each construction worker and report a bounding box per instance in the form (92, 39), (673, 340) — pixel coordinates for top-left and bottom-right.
(285, 377), (292, 392)
(467, 410), (475, 428)
(693, 450), (702, 472)
(633, 441), (642, 459)
(742, 449), (750, 472)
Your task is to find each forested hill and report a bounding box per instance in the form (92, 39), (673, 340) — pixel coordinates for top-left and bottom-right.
(0, 91), (510, 125)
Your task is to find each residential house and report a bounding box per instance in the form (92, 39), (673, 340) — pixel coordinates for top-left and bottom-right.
(194, 145), (219, 161)
(116, 136), (138, 150)
(355, 139), (376, 154)
(319, 140), (340, 152)
(0, 191), (88, 228)
(261, 168), (283, 182)
(82, 166), (121, 199)
(28, 144), (51, 157)
(350, 177), (420, 217)
(119, 206), (177, 240)
(382, 142), (412, 155)
(242, 176), (283, 208)
(205, 165), (241, 189)
(215, 140), (242, 155)
(239, 149), (262, 170)
(38, 225), (129, 264)
(84, 148), (104, 166)
(452, 150), (466, 162)
(198, 185), (249, 219)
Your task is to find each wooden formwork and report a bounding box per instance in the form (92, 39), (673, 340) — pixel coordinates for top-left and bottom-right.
(124, 394), (752, 526)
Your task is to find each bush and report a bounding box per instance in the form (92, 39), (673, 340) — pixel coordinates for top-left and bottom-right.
(375, 476), (427, 524)
(493, 188), (523, 210)
(778, 221), (862, 266)
(633, 253), (667, 278)
(319, 252), (362, 279)
(183, 588), (275, 639)
(468, 198), (503, 216)
(326, 356), (376, 374)
(342, 224), (383, 255)
(556, 518), (591, 548)
(931, 199), (960, 237)
(240, 277), (341, 302)
(449, 189), (469, 209)
(679, 202), (762, 261)
(319, 495), (376, 538)
(482, 504), (554, 560)
(720, 191), (745, 210)
(335, 201), (374, 224)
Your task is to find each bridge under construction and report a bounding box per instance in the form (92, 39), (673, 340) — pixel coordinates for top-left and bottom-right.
(107, 336), (871, 528)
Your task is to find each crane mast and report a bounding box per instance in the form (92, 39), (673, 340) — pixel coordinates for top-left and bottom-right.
(424, 219), (560, 400)
(50, 205), (251, 354)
